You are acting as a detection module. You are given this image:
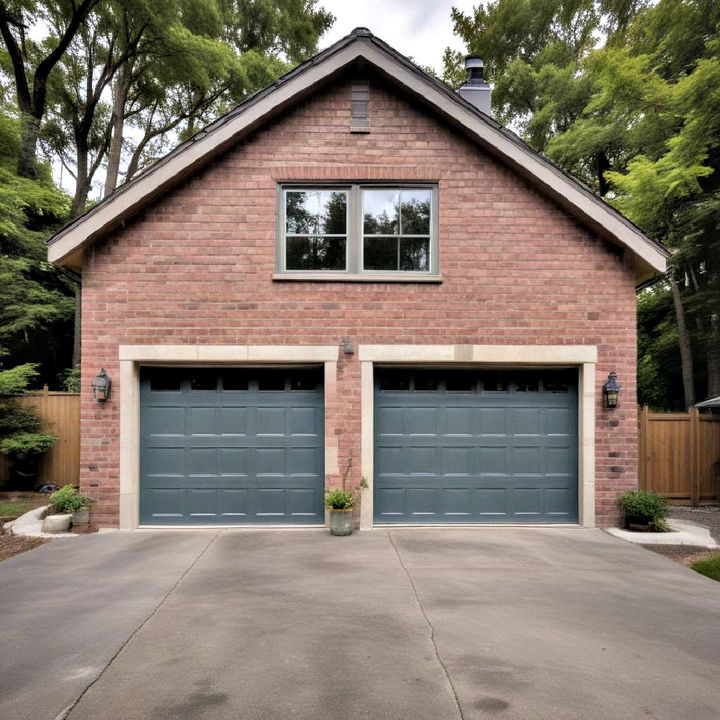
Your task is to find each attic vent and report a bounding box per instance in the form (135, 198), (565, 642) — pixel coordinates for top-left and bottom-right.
(351, 80), (370, 133)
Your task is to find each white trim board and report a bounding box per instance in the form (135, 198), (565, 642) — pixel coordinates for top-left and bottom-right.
(48, 32), (667, 282)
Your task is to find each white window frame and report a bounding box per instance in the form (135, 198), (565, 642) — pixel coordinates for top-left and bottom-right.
(275, 183), (441, 281)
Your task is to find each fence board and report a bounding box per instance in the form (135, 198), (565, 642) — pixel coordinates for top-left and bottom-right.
(639, 406), (720, 505)
(0, 387), (80, 488)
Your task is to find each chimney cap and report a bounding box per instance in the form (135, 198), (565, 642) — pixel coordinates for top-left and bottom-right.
(464, 56), (484, 69)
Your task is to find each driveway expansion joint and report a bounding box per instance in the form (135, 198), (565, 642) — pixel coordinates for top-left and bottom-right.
(58, 530), (222, 720)
(388, 530), (465, 720)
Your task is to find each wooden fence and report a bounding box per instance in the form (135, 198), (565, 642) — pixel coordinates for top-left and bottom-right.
(639, 406), (720, 505)
(0, 387), (80, 487)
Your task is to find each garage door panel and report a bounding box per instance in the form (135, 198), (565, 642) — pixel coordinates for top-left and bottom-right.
(477, 488), (508, 516)
(375, 369), (578, 524)
(140, 367), (323, 525)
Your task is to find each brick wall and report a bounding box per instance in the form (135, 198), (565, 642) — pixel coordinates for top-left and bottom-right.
(80, 71), (638, 527)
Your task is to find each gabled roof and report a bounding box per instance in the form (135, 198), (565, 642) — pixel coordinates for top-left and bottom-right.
(47, 27), (669, 281)
(696, 396), (720, 408)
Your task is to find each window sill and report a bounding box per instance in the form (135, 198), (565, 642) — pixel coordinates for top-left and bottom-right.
(272, 272), (443, 283)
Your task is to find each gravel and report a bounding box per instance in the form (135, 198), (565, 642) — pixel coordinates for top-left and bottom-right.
(671, 505), (720, 543)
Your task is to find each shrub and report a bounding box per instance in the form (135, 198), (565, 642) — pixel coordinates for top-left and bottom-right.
(618, 490), (670, 531)
(49, 485), (90, 515)
(325, 488), (355, 510)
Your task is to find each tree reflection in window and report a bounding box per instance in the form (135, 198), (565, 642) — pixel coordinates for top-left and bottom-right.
(363, 188), (431, 271)
(285, 190), (347, 270)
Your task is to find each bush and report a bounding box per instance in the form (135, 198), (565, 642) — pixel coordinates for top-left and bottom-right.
(49, 485), (90, 515)
(325, 489), (355, 510)
(618, 490), (670, 531)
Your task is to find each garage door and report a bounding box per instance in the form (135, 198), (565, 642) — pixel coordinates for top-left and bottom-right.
(140, 367), (324, 525)
(374, 368), (578, 524)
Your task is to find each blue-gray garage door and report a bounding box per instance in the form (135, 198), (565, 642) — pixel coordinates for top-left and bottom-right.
(140, 367), (324, 525)
(374, 368), (578, 524)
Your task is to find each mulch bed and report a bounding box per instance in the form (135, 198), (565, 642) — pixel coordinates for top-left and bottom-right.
(642, 544), (720, 566)
(0, 535), (47, 562)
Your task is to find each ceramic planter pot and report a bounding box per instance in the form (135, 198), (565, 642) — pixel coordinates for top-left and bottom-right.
(328, 509), (354, 536)
(72, 507), (90, 525)
(42, 514), (72, 533)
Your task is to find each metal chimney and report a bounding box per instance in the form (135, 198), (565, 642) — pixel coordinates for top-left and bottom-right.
(458, 56), (491, 116)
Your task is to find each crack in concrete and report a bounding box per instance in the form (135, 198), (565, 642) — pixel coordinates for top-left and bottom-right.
(55, 530), (222, 720)
(388, 530), (465, 720)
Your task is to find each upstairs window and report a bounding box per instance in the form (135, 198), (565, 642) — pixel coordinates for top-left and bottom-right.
(278, 184), (438, 278)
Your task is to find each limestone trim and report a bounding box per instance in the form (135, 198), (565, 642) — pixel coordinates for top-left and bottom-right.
(118, 344), (338, 530)
(358, 344), (597, 530)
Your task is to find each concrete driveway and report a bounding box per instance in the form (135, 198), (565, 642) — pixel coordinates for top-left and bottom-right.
(0, 529), (718, 720)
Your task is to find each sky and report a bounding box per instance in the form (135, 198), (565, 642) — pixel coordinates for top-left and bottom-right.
(317, 0), (478, 72)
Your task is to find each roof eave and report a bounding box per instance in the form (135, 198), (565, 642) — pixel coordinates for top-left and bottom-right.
(48, 32), (668, 282)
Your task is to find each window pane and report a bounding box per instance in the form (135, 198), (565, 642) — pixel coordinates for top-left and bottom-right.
(190, 370), (217, 391)
(363, 189), (399, 234)
(149, 369), (183, 392)
(515, 374), (539, 392)
(482, 373), (508, 392)
(414, 372), (439, 391)
(286, 237), (346, 270)
(445, 371), (476, 392)
(364, 237), (398, 270)
(257, 371), (286, 391)
(221, 370), (249, 391)
(379, 371), (410, 391)
(290, 369), (322, 391)
(400, 189), (431, 234)
(399, 238), (429, 271)
(286, 190), (347, 234)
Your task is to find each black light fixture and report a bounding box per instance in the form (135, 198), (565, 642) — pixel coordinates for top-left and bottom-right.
(603, 371), (621, 409)
(342, 337), (354, 355)
(91, 369), (111, 402)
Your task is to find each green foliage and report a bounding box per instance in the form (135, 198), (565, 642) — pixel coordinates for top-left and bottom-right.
(0, 432), (57, 461)
(618, 490), (670, 529)
(325, 488), (355, 510)
(691, 555), (720, 582)
(58, 365), (80, 392)
(446, 0), (720, 405)
(0, 357), (56, 487)
(49, 484), (90, 514)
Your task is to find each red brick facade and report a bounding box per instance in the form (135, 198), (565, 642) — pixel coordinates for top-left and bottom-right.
(80, 73), (638, 528)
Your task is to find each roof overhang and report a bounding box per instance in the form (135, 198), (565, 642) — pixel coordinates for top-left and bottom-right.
(48, 30), (669, 281)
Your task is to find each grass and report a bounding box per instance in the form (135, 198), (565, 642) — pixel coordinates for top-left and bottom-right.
(0, 493), (48, 520)
(692, 555), (720, 582)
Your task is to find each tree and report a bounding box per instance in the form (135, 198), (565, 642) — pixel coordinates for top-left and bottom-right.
(0, 0), (99, 178)
(0, 105), (75, 385)
(446, 0), (720, 407)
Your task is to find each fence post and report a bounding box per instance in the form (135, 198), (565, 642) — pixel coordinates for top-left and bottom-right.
(638, 405), (649, 491)
(690, 407), (700, 506)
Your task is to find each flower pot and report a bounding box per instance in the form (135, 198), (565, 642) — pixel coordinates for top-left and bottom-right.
(72, 507), (90, 526)
(328, 509), (354, 536)
(42, 514), (72, 533)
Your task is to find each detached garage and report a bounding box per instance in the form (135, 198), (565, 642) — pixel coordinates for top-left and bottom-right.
(139, 367), (324, 526)
(374, 368), (578, 524)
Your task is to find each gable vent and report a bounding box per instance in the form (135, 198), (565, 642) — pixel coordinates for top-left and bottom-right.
(351, 80), (370, 133)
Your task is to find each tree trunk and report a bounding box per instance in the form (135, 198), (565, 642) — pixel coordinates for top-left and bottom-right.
(104, 64), (132, 196)
(670, 274), (695, 408)
(18, 113), (41, 178)
(596, 151), (610, 197)
(707, 315), (720, 398)
(71, 137), (90, 218)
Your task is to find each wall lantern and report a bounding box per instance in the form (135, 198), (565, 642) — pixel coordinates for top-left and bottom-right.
(603, 371), (621, 409)
(91, 369), (111, 402)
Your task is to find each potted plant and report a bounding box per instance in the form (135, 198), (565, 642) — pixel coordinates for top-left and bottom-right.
(618, 490), (670, 532)
(44, 485), (91, 532)
(325, 488), (356, 536)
